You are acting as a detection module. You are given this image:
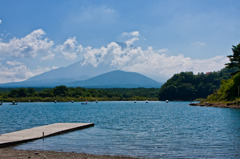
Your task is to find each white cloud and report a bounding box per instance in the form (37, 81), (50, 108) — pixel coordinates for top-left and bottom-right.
(123, 53), (228, 81)
(6, 60), (23, 66)
(41, 53), (55, 61)
(0, 29), (54, 58)
(125, 37), (139, 46)
(0, 63), (51, 83)
(55, 37), (82, 60)
(131, 31), (140, 37)
(158, 48), (168, 53)
(0, 19), (2, 24)
(79, 36), (227, 82)
(122, 31), (140, 37)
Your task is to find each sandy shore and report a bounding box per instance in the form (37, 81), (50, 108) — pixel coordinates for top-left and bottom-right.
(189, 102), (240, 109)
(0, 148), (141, 159)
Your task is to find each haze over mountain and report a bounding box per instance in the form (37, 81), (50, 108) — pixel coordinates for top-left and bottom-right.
(68, 70), (162, 88)
(0, 60), (162, 88)
(0, 60), (113, 87)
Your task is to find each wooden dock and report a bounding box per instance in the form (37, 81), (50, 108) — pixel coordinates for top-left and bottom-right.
(0, 123), (94, 148)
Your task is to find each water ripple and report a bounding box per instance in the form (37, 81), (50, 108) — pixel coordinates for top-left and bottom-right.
(0, 101), (240, 158)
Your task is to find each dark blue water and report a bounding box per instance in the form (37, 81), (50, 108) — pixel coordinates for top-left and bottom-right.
(1, 101), (240, 158)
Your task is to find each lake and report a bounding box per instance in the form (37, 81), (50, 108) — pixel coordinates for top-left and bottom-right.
(0, 101), (240, 158)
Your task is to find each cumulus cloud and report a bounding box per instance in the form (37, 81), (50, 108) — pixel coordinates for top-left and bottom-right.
(0, 19), (2, 24)
(0, 62), (51, 83)
(55, 37), (83, 60)
(123, 53), (228, 81)
(79, 36), (227, 81)
(0, 29), (58, 83)
(0, 29), (54, 58)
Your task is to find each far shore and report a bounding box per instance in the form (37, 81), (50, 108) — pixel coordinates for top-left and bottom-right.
(0, 99), (159, 103)
(189, 102), (240, 109)
(0, 148), (141, 159)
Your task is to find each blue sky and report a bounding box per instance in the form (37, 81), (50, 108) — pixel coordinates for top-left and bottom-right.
(0, 0), (240, 83)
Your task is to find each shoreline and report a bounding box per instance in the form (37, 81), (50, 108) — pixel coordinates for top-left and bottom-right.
(0, 148), (141, 159)
(189, 102), (240, 109)
(0, 100), (159, 103)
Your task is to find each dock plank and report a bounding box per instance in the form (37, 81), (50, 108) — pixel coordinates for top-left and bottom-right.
(0, 123), (94, 148)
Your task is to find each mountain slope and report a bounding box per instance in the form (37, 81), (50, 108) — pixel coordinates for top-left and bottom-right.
(0, 61), (113, 87)
(68, 70), (162, 88)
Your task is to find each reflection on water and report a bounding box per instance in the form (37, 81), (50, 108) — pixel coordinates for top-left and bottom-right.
(0, 101), (240, 158)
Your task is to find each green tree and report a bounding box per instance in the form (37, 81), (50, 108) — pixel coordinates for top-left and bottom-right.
(27, 88), (36, 96)
(8, 89), (19, 98)
(38, 89), (53, 98)
(18, 88), (28, 97)
(8, 88), (28, 97)
(53, 85), (69, 97)
(207, 73), (240, 101)
(226, 43), (240, 74)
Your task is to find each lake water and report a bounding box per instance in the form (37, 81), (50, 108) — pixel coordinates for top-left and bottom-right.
(0, 101), (240, 158)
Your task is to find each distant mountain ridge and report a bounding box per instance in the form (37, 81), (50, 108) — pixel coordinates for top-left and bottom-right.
(0, 68), (162, 88)
(68, 70), (162, 88)
(0, 60), (113, 87)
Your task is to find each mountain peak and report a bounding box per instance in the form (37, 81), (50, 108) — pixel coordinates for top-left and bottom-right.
(0, 64), (162, 88)
(68, 70), (162, 88)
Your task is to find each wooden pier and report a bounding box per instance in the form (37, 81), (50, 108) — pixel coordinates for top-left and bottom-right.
(0, 123), (94, 148)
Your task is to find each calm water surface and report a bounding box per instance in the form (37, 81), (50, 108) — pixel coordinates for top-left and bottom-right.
(0, 101), (240, 158)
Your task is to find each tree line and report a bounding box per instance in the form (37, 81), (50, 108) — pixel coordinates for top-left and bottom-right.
(0, 86), (159, 102)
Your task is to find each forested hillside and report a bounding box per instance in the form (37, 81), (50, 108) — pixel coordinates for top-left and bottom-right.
(206, 44), (240, 102)
(206, 72), (240, 101)
(158, 67), (237, 101)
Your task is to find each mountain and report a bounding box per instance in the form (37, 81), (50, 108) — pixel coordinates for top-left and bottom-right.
(0, 61), (113, 87)
(0, 69), (162, 88)
(68, 70), (162, 88)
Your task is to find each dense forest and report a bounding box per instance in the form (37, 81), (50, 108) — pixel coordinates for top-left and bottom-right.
(206, 72), (240, 101)
(0, 86), (159, 102)
(206, 43), (240, 102)
(158, 67), (237, 101)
